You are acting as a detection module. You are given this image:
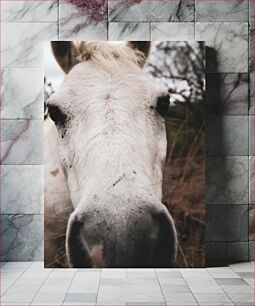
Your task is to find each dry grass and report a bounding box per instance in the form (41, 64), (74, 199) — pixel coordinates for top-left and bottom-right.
(163, 102), (205, 267)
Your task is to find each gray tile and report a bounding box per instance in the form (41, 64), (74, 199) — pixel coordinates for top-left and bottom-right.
(96, 284), (126, 304)
(101, 268), (126, 279)
(196, 0), (248, 22)
(195, 22), (248, 73)
(215, 278), (248, 285)
(249, 69), (254, 114)
(249, 26), (254, 114)
(125, 285), (165, 303)
(207, 267), (240, 279)
(163, 293), (198, 305)
(151, 22), (194, 40)
(249, 204), (254, 240)
(243, 276), (255, 288)
(161, 284), (192, 294)
(108, 0), (195, 22)
(250, 0), (255, 22)
(1, 0), (58, 22)
(230, 262), (254, 272)
(249, 157), (254, 205)
(126, 269), (156, 279)
(59, 1), (107, 40)
(1, 68), (44, 119)
(237, 272), (255, 278)
(220, 284), (253, 294)
(0, 215), (43, 261)
(249, 241), (254, 260)
(206, 242), (227, 266)
(192, 292), (233, 305)
(108, 22), (150, 40)
(206, 205), (249, 241)
(206, 157), (249, 204)
(206, 73), (249, 116)
(227, 292), (254, 305)
(1, 22), (58, 68)
(31, 291), (66, 304)
(2, 289), (36, 304)
(206, 116), (248, 156)
(127, 303), (166, 306)
(1, 165), (43, 214)
(227, 242), (249, 262)
(249, 116), (254, 155)
(188, 283), (224, 294)
(1, 119), (43, 165)
(64, 293), (97, 303)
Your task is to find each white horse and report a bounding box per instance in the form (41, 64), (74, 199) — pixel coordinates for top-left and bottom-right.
(44, 41), (177, 268)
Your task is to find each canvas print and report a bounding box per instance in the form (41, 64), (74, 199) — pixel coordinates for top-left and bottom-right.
(44, 41), (205, 268)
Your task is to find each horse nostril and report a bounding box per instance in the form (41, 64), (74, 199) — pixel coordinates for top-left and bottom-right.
(66, 214), (91, 268)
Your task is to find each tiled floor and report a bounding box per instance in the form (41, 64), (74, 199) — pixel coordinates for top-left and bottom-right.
(0, 262), (254, 305)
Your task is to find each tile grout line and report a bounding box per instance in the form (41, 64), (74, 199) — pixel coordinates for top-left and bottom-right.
(61, 269), (78, 305)
(1, 262), (33, 296)
(207, 266), (241, 305)
(95, 268), (102, 305)
(179, 269), (199, 305)
(154, 269), (167, 306)
(29, 267), (54, 305)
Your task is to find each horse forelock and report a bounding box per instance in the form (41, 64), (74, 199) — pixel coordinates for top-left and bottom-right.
(75, 42), (146, 69)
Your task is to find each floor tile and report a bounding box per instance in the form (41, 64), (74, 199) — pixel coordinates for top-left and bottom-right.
(180, 268), (212, 278)
(189, 284), (224, 294)
(220, 284), (253, 293)
(230, 262), (254, 272)
(243, 277), (255, 288)
(101, 268), (126, 279)
(193, 292), (234, 305)
(160, 284), (192, 294)
(127, 269), (157, 279)
(227, 292), (254, 305)
(215, 278), (247, 285)
(31, 291), (66, 304)
(163, 293), (198, 305)
(64, 292), (97, 303)
(207, 267), (240, 278)
(237, 272), (255, 278)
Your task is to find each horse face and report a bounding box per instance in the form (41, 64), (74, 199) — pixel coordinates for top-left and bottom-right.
(47, 42), (177, 267)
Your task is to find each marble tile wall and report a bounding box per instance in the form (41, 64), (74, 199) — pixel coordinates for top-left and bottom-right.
(0, 0), (254, 264)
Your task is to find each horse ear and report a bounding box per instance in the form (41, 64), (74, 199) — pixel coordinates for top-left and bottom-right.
(127, 41), (151, 67)
(51, 41), (80, 74)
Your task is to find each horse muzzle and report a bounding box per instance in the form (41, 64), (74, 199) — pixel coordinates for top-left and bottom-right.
(66, 203), (177, 268)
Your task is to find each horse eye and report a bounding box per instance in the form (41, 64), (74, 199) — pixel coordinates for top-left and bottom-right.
(47, 105), (67, 126)
(156, 94), (170, 117)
